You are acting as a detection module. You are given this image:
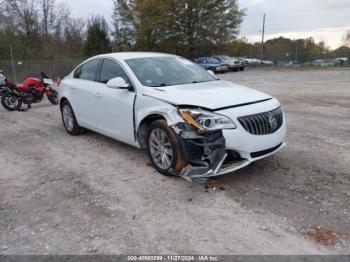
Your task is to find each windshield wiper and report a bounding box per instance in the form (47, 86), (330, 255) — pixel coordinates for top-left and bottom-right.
(151, 83), (168, 87)
(192, 80), (216, 84)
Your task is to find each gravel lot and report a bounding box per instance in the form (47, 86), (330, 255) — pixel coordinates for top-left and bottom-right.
(0, 69), (349, 255)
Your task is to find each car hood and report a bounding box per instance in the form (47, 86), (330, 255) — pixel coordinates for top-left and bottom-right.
(142, 80), (272, 110)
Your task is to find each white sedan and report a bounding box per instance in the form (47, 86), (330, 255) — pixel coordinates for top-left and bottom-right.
(59, 52), (286, 181)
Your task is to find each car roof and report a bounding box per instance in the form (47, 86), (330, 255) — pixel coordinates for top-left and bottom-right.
(90, 52), (177, 61)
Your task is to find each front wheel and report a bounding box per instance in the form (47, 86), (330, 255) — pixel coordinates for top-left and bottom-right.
(147, 120), (187, 176)
(1, 92), (22, 111)
(47, 90), (59, 105)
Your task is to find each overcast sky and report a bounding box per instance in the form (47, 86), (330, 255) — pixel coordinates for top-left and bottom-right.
(59, 0), (350, 49)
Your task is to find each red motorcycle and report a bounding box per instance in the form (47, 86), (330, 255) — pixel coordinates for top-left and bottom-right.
(1, 72), (58, 111)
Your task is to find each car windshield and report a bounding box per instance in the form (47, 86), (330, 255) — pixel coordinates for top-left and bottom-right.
(205, 58), (220, 63)
(217, 56), (231, 61)
(126, 57), (216, 87)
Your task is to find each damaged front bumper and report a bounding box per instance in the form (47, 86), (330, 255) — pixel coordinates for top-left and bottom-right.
(180, 144), (285, 181)
(173, 120), (286, 181)
(168, 99), (287, 181)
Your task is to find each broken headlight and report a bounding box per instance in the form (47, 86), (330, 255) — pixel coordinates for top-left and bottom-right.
(179, 108), (236, 131)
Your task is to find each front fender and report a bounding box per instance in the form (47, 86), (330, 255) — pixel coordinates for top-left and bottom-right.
(135, 95), (183, 131)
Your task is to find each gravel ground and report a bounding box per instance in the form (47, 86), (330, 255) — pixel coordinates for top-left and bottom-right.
(0, 69), (349, 255)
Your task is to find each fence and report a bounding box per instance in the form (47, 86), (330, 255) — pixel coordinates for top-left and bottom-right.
(0, 59), (84, 83)
(0, 56), (349, 83)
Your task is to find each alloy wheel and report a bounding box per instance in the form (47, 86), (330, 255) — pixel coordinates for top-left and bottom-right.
(149, 128), (173, 170)
(62, 105), (74, 132)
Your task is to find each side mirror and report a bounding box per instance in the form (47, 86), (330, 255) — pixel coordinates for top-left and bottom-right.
(106, 77), (129, 89)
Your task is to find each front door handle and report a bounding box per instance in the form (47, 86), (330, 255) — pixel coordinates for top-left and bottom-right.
(95, 92), (102, 99)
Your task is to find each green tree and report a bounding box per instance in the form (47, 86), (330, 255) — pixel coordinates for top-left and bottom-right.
(113, 0), (245, 58)
(84, 16), (111, 57)
(342, 30), (350, 48)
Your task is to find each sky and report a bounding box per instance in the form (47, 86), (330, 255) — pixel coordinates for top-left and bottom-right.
(58, 0), (350, 49)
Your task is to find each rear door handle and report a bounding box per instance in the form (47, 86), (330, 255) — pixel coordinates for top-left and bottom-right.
(95, 92), (102, 99)
(71, 85), (77, 90)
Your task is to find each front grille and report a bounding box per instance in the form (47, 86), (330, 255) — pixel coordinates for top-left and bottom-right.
(238, 106), (284, 135)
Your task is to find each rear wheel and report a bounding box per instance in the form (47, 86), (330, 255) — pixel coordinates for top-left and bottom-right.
(147, 120), (187, 176)
(47, 90), (59, 105)
(60, 100), (85, 135)
(1, 92), (22, 111)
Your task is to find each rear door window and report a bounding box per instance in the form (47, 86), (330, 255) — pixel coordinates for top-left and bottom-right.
(75, 59), (100, 81)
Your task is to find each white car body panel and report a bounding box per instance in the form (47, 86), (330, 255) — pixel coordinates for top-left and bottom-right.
(135, 96), (182, 130)
(142, 80), (271, 109)
(92, 82), (136, 145)
(59, 52), (287, 179)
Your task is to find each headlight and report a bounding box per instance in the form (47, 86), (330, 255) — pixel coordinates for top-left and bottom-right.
(179, 108), (236, 131)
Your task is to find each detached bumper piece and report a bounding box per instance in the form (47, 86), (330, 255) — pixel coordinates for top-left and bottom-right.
(178, 129), (246, 181)
(174, 119), (285, 181)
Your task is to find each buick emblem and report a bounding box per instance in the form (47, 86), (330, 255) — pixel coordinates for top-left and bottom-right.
(268, 113), (278, 130)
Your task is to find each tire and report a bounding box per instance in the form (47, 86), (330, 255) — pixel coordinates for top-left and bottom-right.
(47, 90), (59, 105)
(240, 67), (245, 71)
(147, 120), (187, 176)
(1, 92), (22, 111)
(60, 100), (85, 135)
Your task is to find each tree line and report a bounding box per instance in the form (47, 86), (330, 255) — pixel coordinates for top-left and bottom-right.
(0, 0), (347, 62)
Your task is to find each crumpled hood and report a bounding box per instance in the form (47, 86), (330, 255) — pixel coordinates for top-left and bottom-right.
(142, 80), (272, 110)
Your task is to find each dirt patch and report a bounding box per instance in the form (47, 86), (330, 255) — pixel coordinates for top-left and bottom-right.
(205, 178), (227, 192)
(305, 226), (344, 246)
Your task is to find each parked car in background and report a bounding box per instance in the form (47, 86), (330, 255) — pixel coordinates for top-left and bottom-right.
(194, 57), (229, 74)
(0, 70), (8, 97)
(262, 60), (274, 66)
(59, 52), (286, 181)
(244, 58), (261, 67)
(213, 55), (240, 72)
(232, 57), (246, 71)
(334, 57), (348, 65)
(0, 70), (6, 87)
(311, 59), (337, 67)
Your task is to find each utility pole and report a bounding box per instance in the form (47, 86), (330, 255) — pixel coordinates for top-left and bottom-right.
(10, 45), (17, 83)
(261, 13), (266, 63)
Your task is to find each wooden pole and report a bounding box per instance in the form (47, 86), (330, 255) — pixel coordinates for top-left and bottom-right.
(261, 13), (266, 63)
(10, 45), (17, 83)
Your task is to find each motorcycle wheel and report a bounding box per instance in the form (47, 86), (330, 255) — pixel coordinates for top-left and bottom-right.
(47, 90), (59, 105)
(1, 92), (22, 111)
